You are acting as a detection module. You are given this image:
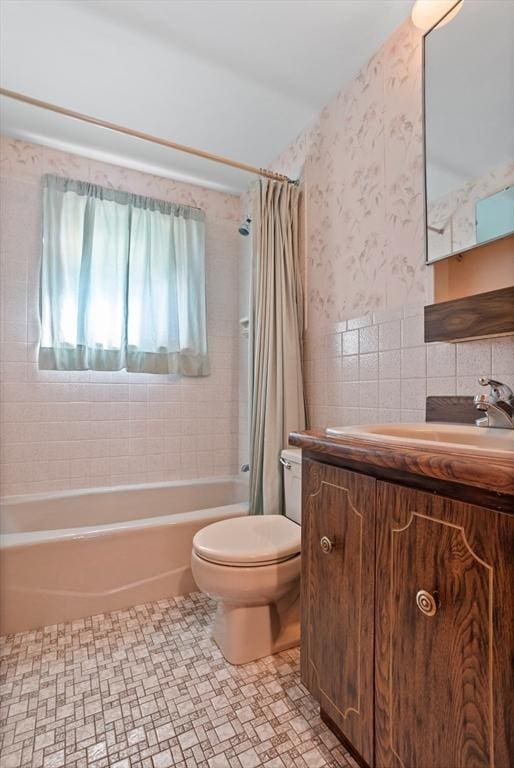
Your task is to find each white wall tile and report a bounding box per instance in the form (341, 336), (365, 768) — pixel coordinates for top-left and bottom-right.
(327, 381), (343, 406)
(307, 312), (506, 431)
(457, 376), (480, 396)
(379, 380), (402, 409)
(342, 355), (359, 381)
(401, 316), (424, 348)
(373, 307), (403, 324)
(379, 408), (401, 423)
(426, 343), (455, 378)
(342, 330), (359, 356)
(341, 382), (360, 406)
(378, 320), (401, 351)
(491, 337), (514, 376)
(347, 314), (372, 330)
(359, 382), (378, 408)
(359, 325), (379, 354)
(0, 140), (241, 496)
(359, 353), (379, 381)
(401, 410), (425, 423)
(426, 377), (456, 396)
(379, 350), (401, 379)
(359, 407), (379, 423)
(401, 347), (426, 379)
(400, 379), (426, 410)
(456, 340), (492, 377)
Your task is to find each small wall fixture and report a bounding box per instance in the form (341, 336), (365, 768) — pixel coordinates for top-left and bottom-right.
(239, 317), (249, 338)
(411, 0), (463, 31)
(239, 217), (251, 236)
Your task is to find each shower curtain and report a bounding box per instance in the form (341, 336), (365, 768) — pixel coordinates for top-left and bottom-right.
(249, 179), (306, 516)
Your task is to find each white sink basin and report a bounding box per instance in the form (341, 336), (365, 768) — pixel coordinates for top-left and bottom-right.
(325, 423), (514, 458)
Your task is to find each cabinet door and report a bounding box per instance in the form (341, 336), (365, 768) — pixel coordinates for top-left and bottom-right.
(302, 459), (375, 765)
(375, 481), (514, 768)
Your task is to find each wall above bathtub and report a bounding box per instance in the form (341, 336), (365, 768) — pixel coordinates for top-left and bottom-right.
(0, 137), (242, 496)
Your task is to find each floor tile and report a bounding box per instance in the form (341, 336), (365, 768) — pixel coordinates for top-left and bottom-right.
(0, 593), (354, 767)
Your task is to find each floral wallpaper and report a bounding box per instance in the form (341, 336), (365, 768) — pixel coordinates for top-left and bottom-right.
(0, 138), (240, 222)
(268, 19), (514, 432)
(271, 20), (430, 338)
(427, 162), (514, 261)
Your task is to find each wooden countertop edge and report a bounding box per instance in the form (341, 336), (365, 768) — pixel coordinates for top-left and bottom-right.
(289, 429), (514, 498)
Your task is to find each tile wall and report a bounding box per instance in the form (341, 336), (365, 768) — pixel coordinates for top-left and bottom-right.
(0, 138), (242, 497)
(304, 305), (514, 428)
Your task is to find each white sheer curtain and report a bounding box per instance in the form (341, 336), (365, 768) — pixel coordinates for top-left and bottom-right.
(39, 174), (209, 375)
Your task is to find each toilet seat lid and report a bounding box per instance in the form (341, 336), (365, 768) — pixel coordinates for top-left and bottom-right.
(192, 514), (301, 567)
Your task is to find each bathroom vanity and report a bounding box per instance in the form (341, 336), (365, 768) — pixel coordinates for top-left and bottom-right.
(289, 425), (514, 768)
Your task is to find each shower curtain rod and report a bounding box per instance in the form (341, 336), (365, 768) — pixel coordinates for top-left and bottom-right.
(0, 87), (293, 184)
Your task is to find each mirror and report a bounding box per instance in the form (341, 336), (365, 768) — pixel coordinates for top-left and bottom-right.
(424, 0), (514, 264)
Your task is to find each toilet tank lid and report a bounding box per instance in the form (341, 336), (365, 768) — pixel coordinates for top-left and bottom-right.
(281, 448), (302, 465)
(192, 514), (301, 566)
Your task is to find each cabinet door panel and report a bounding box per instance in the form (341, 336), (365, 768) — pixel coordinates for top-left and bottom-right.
(375, 481), (514, 768)
(301, 459), (375, 765)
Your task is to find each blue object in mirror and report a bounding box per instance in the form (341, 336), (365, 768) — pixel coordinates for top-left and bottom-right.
(475, 186), (514, 244)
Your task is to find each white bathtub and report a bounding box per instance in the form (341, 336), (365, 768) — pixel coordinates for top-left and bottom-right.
(0, 477), (248, 635)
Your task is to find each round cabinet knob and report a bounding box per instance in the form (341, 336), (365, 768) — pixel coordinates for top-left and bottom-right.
(416, 589), (439, 617)
(320, 536), (334, 554)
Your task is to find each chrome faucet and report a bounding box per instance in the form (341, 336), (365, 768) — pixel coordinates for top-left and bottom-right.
(474, 377), (514, 429)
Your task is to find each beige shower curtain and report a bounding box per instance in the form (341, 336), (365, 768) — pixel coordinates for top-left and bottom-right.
(249, 179), (306, 516)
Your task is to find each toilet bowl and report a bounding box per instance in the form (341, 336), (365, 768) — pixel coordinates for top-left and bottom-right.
(191, 448), (302, 665)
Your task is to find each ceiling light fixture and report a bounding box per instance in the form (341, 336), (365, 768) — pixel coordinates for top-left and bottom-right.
(411, 0), (463, 32)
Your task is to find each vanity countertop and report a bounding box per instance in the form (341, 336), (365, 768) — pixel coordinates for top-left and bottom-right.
(289, 426), (514, 514)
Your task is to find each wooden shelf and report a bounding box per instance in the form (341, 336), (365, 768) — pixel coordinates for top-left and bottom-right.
(424, 285), (514, 343)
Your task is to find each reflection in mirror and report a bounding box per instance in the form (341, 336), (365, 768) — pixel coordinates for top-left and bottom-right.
(476, 186), (514, 245)
(424, 0), (514, 263)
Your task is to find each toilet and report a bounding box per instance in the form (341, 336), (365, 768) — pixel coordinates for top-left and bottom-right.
(191, 448), (302, 665)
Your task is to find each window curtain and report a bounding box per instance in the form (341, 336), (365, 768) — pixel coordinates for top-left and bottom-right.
(39, 174), (209, 375)
(249, 179), (306, 515)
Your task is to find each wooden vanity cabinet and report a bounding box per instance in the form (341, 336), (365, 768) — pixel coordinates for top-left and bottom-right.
(301, 459), (376, 765)
(301, 458), (514, 768)
(375, 481), (514, 768)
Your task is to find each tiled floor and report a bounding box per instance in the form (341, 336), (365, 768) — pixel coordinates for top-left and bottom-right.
(0, 593), (358, 768)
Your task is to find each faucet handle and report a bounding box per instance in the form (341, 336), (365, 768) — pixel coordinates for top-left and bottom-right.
(478, 377), (514, 404)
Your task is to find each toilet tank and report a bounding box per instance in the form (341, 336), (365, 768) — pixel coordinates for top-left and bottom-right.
(281, 448), (302, 525)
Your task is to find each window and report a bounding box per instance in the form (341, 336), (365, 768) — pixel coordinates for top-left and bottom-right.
(39, 174), (209, 375)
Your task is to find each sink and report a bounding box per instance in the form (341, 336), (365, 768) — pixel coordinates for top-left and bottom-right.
(325, 423), (514, 458)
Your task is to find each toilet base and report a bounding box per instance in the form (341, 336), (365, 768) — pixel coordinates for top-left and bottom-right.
(212, 590), (300, 665)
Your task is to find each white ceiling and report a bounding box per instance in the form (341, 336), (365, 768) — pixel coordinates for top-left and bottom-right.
(0, 0), (412, 192)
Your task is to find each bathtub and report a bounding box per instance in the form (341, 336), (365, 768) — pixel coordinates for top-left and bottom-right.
(0, 477), (248, 635)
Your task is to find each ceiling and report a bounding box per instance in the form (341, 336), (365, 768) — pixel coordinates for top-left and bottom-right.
(0, 0), (411, 193)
